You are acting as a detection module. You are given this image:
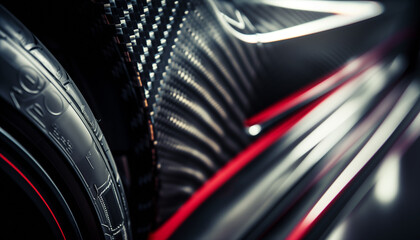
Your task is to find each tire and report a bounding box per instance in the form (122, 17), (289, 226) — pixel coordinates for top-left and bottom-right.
(0, 5), (131, 240)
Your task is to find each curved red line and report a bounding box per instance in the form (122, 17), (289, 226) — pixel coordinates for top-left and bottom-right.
(150, 29), (413, 240)
(0, 152), (66, 240)
(149, 44), (376, 240)
(150, 53), (386, 239)
(149, 95), (329, 240)
(284, 30), (414, 240)
(245, 29), (412, 127)
(244, 68), (343, 126)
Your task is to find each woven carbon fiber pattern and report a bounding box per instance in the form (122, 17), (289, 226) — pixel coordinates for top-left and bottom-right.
(104, 0), (261, 228)
(104, 0), (188, 109)
(154, 2), (262, 224)
(103, 0), (190, 236)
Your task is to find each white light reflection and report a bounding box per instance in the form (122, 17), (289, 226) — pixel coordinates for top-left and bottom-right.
(259, 57), (404, 207)
(326, 220), (348, 240)
(286, 55), (405, 147)
(373, 101), (420, 205)
(210, 0), (384, 43)
(285, 62), (384, 145)
(305, 81), (420, 224)
(247, 124), (262, 136)
(221, 10), (245, 29)
(374, 154), (400, 205)
(269, 62), (389, 198)
(259, 0), (382, 15)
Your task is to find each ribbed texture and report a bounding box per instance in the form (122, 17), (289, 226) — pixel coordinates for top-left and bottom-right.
(154, 3), (260, 224)
(103, 0), (189, 237)
(102, 0), (378, 233)
(103, 0), (343, 230)
(103, 0), (260, 229)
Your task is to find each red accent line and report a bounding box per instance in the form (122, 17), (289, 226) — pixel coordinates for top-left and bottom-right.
(285, 87), (403, 240)
(150, 29), (413, 240)
(286, 89), (416, 240)
(150, 52), (385, 239)
(245, 29), (412, 127)
(285, 195), (341, 240)
(0, 152), (66, 240)
(149, 95), (330, 240)
(149, 37), (385, 239)
(244, 68), (345, 126)
(285, 31), (414, 240)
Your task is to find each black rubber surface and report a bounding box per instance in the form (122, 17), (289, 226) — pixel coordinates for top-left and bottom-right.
(0, 5), (131, 239)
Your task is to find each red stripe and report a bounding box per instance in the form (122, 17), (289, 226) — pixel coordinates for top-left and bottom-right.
(149, 44), (374, 240)
(150, 56), (376, 240)
(244, 68), (344, 126)
(285, 31), (413, 240)
(150, 55), (381, 239)
(244, 29), (411, 127)
(149, 95), (329, 240)
(285, 195), (340, 240)
(150, 29), (412, 240)
(0, 152), (66, 240)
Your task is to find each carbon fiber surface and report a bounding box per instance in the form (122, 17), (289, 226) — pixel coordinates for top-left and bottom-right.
(104, 0), (262, 227)
(153, 3), (262, 224)
(102, 0), (415, 232)
(102, 0), (420, 237)
(103, 0), (190, 235)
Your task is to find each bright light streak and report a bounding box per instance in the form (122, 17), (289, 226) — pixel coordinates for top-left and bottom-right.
(260, 0), (383, 15)
(286, 81), (420, 240)
(374, 154), (400, 205)
(285, 62), (383, 144)
(307, 82), (419, 224)
(374, 104), (420, 205)
(281, 71), (388, 190)
(211, 0), (384, 43)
